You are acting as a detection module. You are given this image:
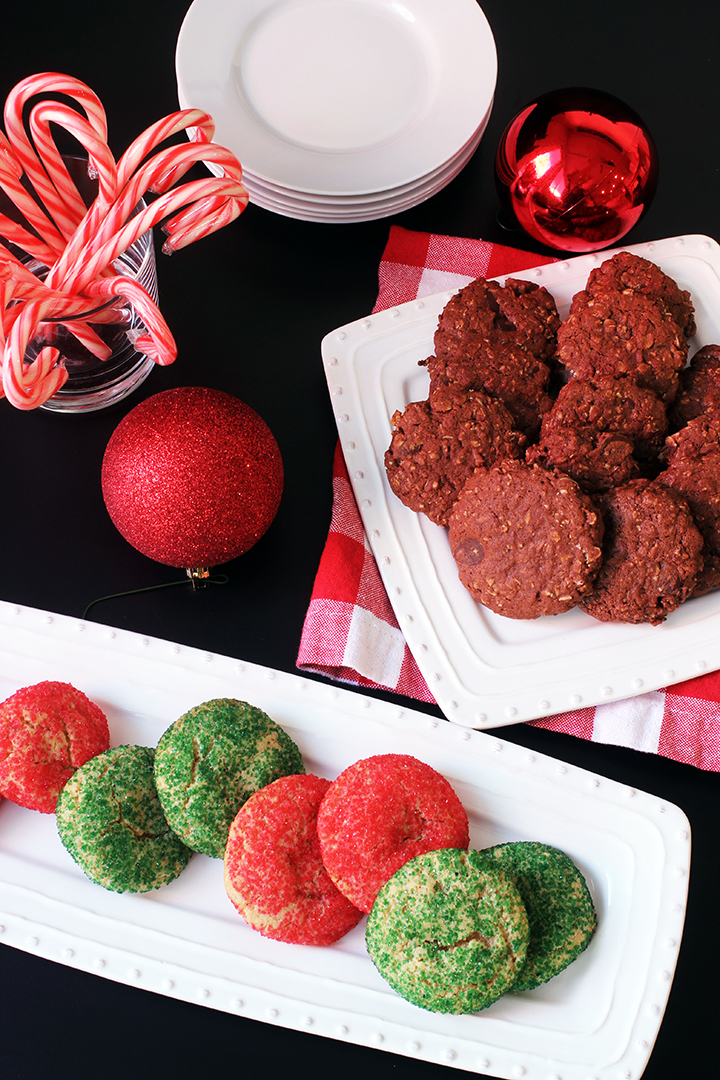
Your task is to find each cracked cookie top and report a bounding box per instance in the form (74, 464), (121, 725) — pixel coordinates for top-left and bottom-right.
(0, 680), (109, 814)
(366, 847), (530, 1013)
(154, 698), (305, 859)
(56, 744), (192, 893)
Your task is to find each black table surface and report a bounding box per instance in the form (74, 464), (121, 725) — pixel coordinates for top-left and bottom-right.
(2, 2), (719, 1077)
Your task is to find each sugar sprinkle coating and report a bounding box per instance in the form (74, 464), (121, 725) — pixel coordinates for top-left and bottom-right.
(366, 848), (529, 1014)
(580, 479), (704, 624)
(658, 415), (720, 596)
(317, 753), (469, 913)
(0, 681), (110, 813)
(224, 774), (363, 946)
(448, 459), (604, 619)
(474, 841), (596, 991)
(56, 745), (192, 893)
(154, 698), (305, 859)
(384, 383), (526, 526)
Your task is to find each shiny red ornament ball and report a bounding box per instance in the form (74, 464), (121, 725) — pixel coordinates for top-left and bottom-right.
(495, 87), (658, 253)
(102, 387), (283, 568)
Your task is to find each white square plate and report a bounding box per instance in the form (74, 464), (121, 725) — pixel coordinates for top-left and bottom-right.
(0, 601), (689, 1080)
(322, 234), (720, 728)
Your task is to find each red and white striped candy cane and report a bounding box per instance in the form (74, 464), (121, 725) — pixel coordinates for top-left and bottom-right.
(56, 173), (248, 294)
(0, 135), (66, 260)
(116, 109), (216, 191)
(0, 73), (249, 408)
(46, 131), (241, 292)
(3, 73), (109, 257)
(1, 290), (71, 408)
(84, 273), (176, 366)
(28, 100), (119, 235)
(55, 139), (244, 280)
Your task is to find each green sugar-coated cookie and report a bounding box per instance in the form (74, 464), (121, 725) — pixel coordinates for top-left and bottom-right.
(366, 847), (529, 1014)
(56, 745), (192, 893)
(475, 841), (597, 990)
(154, 698), (305, 859)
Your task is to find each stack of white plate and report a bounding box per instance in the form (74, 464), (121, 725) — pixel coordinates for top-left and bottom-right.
(176, 0), (497, 223)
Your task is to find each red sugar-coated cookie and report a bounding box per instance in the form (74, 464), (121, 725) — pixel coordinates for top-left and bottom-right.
(316, 754), (470, 913)
(0, 681), (110, 813)
(224, 773), (364, 945)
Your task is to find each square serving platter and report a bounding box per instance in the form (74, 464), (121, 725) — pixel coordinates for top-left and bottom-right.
(321, 234), (720, 729)
(0, 600), (689, 1080)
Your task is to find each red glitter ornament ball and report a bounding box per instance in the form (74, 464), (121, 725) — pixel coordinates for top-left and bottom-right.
(495, 87), (658, 253)
(102, 387), (283, 568)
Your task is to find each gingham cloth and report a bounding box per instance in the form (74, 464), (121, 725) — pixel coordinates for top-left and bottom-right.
(297, 225), (720, 771)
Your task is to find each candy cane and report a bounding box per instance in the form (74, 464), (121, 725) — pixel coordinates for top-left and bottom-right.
(2, 290), (69, 408)
(45, 136), (241, 294)
(0, 147), (66, 259)
(0, 254), (123, 332)
(115, 109), (216, 191)
(55, 320), (113, 360)
(161, 194), (244, 253)
(84, 274), (176, 365)
(28, 101), (119, 235)
(0, 72), (248, 409)
(0, 277), (115, 405)
(49, 140), (245, 289)
(0, 211), (57, 266)
(1, 345), (67, 408)
(3, 73), (107, 211)
(57, 174), (248, 294)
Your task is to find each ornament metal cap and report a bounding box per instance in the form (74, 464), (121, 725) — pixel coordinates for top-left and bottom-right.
(186, 567), (211, 589)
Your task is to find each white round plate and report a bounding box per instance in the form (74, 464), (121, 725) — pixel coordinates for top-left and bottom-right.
(244, 144), (477, 222)
(243, 109), (490, 219)
(242, 100), (492, 213)
(176, 0), (497, 196)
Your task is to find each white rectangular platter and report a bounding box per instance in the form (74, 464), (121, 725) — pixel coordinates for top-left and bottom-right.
(0, 600), (689, 1080)
(322, 234), (720, 728)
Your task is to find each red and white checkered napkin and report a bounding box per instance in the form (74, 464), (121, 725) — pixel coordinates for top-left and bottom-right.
(297, 225), (720, 771)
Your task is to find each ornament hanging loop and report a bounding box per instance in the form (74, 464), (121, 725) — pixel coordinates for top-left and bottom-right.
(186, 567), (211, 589)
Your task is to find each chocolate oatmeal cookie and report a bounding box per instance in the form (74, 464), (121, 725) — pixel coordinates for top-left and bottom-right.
(538, 375), (668, 458)
(526, 426), (639, 494)
(669, 344), (720, 430)
(385, 383), (526, 526)
(448, 459), (604, 619)
(425, 276), (559, 436)
(434, 276), (560, 362)
(556, 287), (688, 403)
(579, 479), (704, 624)
(657, 415), (720, 596)
(424, 342), (553, 438)
(526, 375), (668, 492)
(585, 251), (696, 339)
